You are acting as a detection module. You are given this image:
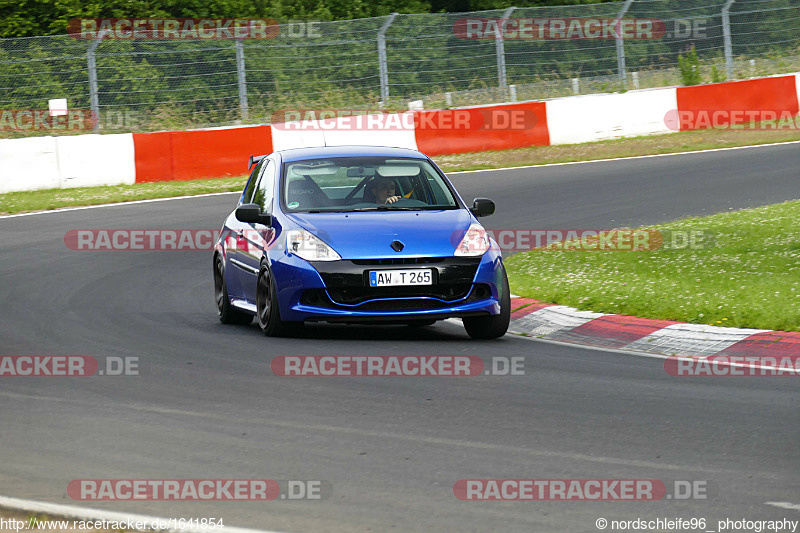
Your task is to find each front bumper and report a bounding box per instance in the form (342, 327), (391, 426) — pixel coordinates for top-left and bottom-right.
(271, 251), (504, 323)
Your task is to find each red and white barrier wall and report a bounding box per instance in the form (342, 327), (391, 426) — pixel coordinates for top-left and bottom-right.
(131, 125), (272, 183)
(674, 75), (799, 130)
(0, 133), (135, 194)
(1, 73), (798, 193)
(546, 87), (678, 144)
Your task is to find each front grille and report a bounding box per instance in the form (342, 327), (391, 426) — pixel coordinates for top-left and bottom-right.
(328, 283), (472, 305)
(299, 283), (492, 311)
(351, 257), (445, 266)
(357, 299), (455, 311)
(315, 257), (480, 287)
(308, 256), (482, 306)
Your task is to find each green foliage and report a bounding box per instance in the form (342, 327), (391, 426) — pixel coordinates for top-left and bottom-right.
(710, 64), (726, 83)
(0, 0), (608, 37)
(678, 45), (701, 86)
(1, 0), (796, 132)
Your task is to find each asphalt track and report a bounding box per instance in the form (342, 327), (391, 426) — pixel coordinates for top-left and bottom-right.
(1, 143), (799, 532)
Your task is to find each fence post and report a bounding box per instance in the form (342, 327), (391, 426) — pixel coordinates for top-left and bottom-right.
(235, 39), (249, 121)
(615, 0), (635, 88)
(378, 13), (398, 104)
(722, 0), (736, 80)
(496, 7), (517, 100)
(87, 31), (106, 131)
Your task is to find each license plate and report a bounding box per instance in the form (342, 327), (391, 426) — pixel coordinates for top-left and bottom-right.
(369, 269), (433, 287)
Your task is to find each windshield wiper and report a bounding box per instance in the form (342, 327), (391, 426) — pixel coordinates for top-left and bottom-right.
(304, 208), (360, 213)
(345, 206), (422, 212)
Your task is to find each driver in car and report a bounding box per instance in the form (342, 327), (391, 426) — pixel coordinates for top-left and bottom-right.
(365, 178), (402, 204)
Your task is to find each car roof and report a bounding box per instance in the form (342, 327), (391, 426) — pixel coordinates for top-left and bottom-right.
(276, 145), (428, 163)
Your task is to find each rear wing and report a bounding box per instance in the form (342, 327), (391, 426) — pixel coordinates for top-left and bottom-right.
(248, 154), (267, 170)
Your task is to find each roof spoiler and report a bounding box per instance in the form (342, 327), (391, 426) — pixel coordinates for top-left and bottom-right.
(248, 154), (267, 170)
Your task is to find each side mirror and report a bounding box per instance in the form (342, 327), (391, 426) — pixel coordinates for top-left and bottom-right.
(236, 203), (273, 226)
(470, 198), (495, 218)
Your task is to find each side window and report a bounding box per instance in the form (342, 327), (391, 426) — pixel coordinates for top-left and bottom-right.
(252, 159), (275, 212)
(241, 160), (262, 204)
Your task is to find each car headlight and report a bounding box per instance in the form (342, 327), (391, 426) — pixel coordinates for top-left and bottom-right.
(454, 224), (490, 256)
(285, 229), (341, 262)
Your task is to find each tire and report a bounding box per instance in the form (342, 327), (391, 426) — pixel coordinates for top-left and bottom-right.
(256, 265), (299, 337)
(214, 255), (252, 325)
(463, 264), (510, 340)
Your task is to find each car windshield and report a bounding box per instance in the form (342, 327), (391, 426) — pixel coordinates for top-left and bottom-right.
(281, 157), (460, 212)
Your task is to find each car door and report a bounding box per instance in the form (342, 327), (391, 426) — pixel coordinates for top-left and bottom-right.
(223, 159), (262, 301)
(236, 158), (278, 303)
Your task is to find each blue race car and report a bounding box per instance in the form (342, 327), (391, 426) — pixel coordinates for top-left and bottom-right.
(213, 146), (510, 339)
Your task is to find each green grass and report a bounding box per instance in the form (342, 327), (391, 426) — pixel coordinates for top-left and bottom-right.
(0, 176), (246, 215)
(505, 200), (800, 332)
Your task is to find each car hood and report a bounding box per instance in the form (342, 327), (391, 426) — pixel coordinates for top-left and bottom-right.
(284, 209), (474, 259)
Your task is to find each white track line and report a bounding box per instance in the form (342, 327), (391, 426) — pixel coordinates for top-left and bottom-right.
(0, 191), (239, 219)
(765, 501), (800, 511)
(0, 495), (284, 533)
(2, 140), (798, 220)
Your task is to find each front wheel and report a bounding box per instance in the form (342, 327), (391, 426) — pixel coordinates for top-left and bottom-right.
(463, 265), (510, 340)
(214, 255), (252, 325)
(256, 265), (299, 337)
